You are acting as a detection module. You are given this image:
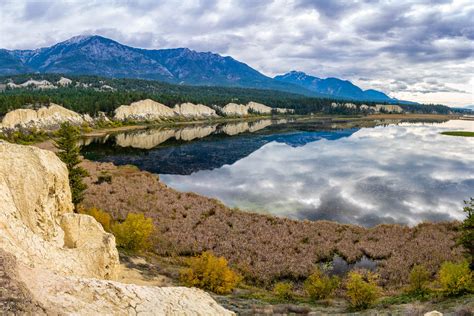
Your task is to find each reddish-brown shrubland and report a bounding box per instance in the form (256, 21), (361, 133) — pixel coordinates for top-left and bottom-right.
(81, 160), (463, 289)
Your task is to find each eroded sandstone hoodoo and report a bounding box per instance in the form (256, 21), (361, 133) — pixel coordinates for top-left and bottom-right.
(114, 99), (176, 121)
(1, 103), (86, 130)
(0, 141), (233, 315)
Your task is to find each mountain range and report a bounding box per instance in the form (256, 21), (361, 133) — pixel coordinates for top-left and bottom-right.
(0, 35), (395, 103)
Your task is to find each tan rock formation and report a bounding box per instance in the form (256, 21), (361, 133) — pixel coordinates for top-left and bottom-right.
(114, 99), (176, 121)
(173, 102), (218, 118)
(247, 102), (272, 114)
(375, 104), (403, 113)
(275, 107), (294, 114)
(221, 103), (249, 116)
(1, 103), (85, 130)
(57, 77), (72, 86)
(0, 141), (233, 315)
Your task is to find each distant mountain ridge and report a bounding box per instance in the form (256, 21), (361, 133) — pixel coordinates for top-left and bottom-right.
(1, 35), (398, 102)
(274, 71), (393, 102)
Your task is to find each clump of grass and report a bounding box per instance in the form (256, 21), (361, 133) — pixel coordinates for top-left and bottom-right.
(441, 131), (474, 137)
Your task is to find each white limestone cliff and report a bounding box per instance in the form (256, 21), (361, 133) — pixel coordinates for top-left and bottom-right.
(1, 103), (86, 130)
(173, 102), (219, 118)
(114, 99), (176, 121)
(0, 141), (233, 315)
(221, 103), (249, 116)
(247, 102), (272, 114)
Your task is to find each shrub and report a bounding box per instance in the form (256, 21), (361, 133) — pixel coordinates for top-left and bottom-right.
(438, 261), (473, 296)
(111, 213), (154, 252)
(273, 282), (294, 301)
(345, 271), (381, 310)
(79, 207), (112, 232)
(407, 264), (431, 296)
(304, 268), (340, 300)
(180, 251), (240, 294)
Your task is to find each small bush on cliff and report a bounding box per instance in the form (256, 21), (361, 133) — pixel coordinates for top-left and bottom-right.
(79, 207), (112, 232)
(180, 251), (241, 294)
(273, 282), (294, 301)
(304, 268), (340, 300)
(458, 198), (474, 269)
(345, 271), (381, 310)
(438, 260), (473, 296)
(407, 264), (431, 296)
(111, 213), (154, 252)
(55, 122), (88, 207)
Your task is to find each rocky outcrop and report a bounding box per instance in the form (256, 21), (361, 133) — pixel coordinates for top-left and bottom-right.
(0, 103), (86, 130)
(6, 79), (56, 89)
(114, 99), (176, 121)
(221, 103), (249, 116)
(57, 77), (72, 86)
(275, 107), (294, 114)
(173, 102), (218, 118)
(0, 141), (232, 315)
(247, 102), (272, 114)
(375, 104), (403, 113)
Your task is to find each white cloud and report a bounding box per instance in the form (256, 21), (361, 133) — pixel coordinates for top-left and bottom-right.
(0, 0), (472, 106)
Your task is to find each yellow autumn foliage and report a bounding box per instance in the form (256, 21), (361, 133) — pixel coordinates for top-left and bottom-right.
(180, 251), (241, 294)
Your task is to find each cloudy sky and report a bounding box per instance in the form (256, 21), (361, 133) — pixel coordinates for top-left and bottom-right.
(0, 0), (473, 107)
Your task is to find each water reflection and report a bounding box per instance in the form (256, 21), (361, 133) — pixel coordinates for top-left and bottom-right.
(159, 120), (474, 226)
(81, 119), (474, 226)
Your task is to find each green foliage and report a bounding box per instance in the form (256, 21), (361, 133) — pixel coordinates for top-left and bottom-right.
(438, 261), (473, 296)
(0, 128), (48, 145)
(458, 198), (474, 269)
(345, 271), (381, 310)
(0, 74), (454, 117)
(273, 282), (294, 301)
(441, 131), (474, 137)
(55, 122), (88, 207)
(180, 251), (241, 294)
(407, 265), (431, 296)
(304, 268), (340, 300)
(111, 213), (154, 252)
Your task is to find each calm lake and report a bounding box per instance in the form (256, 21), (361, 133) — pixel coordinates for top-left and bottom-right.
(81, 118), (474, 226)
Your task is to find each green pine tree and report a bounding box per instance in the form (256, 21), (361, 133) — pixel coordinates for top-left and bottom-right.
(55, 122), (88, 209)
(458, 198), (474, 270)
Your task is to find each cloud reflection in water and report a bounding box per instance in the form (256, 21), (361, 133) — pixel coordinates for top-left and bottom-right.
(161, 121), (474, 226)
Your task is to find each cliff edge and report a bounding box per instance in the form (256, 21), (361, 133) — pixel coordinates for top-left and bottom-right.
(0, 141), (232, 315)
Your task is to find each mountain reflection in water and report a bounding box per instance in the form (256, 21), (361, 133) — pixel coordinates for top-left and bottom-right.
(82, 119), (474, 226)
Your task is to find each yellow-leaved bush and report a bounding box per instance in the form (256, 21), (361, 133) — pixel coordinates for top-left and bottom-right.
(180, 251), (241, 294)
(304, 268), (340, 300)
(79, 207), (112, 232)
(345, 271), (381, 310)
(438, 260), (473, 296)
(111, 213), (154, 252)
(273, 282), (294, 300)
(407, 264), (431, 296)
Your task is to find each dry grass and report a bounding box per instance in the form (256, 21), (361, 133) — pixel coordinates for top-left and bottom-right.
(81, 160), (463, 289)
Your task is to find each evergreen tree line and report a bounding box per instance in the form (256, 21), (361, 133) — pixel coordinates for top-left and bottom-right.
(0, 74), (454, 117)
